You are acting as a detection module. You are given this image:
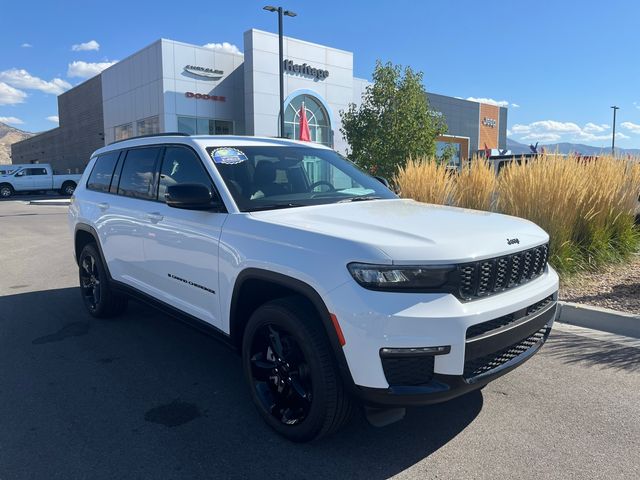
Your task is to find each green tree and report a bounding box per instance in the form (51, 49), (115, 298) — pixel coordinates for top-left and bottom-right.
(340, 61), (446, 179)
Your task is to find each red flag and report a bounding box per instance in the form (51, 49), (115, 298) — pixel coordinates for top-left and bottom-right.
(484, 143), (491, 159)
(299, 102), (311, 142)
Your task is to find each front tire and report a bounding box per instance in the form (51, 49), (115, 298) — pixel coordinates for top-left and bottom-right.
(242, 297), (353, 442)
(79, 243), (128, 318)
(0, 184), (13, 198)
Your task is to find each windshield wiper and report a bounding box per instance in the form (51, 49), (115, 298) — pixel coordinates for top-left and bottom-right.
(337, 195), (383, 203)
(248, 203), (307, 212)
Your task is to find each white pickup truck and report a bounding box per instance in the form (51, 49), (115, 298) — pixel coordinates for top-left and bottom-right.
(0, 164), (82, 198)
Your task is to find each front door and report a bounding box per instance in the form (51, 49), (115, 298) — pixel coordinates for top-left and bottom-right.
(11, 169), (34, 191)
(142, 145), (226, 328)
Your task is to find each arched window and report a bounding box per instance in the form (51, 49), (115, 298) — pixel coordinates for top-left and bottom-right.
(283, 94), (332, 146)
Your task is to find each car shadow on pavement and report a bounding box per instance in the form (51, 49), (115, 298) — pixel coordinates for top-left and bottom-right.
(0, 287), (483, 480)
(545, 330), (640, 373)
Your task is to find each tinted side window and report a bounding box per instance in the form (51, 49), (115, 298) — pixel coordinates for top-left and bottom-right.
(87, 152), (120, 192)
(118, 147), (161, 200)
(158, 146), (213, 201)
(23, 168), (48, 176)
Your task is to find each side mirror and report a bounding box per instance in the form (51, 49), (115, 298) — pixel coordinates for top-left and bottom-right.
(374, 176), (391, 189)
(165, 183), (223, 211)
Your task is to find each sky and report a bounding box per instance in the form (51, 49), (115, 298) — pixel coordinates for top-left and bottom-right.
(1, 0), (640, 148)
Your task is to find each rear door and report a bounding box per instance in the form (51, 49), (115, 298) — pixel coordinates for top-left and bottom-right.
(30, 167), (51, 189)
(104, 146), (162, 289)
(142, 145), (226, 328)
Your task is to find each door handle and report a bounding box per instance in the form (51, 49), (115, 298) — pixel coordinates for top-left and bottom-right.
(145, 212), (164, 223)
(98, 202), (109, 211)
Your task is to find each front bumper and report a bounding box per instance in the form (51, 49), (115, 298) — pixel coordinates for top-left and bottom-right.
(356, 302), (555, 407)
(325, 266), (559, 405)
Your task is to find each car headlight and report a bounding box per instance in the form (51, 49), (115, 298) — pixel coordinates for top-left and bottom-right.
(347, 263), (456, 292)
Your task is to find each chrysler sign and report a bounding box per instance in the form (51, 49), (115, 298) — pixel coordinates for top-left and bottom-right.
(184, 65), (224, 79)
(283, 60), (329, 80)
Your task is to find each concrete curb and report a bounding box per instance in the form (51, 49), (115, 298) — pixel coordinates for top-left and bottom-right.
(557, 301), (640, 339)
(27, 199), (70, 206)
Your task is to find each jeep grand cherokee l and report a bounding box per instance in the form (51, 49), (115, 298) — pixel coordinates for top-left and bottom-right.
(69, 134), (559, 442)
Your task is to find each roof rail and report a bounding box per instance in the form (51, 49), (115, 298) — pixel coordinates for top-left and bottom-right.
(108, 132), (190, 145)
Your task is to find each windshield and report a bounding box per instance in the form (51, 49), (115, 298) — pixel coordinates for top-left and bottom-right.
(206, 145), (396, 212)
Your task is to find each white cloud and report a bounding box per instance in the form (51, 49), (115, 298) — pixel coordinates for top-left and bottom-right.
(633, 102), (640, 110)
(520, 133), (562, 142)
(0, 68), (71, 95)
(466, 97), (509, 108)
(46, 115), (59, 124)
(71, 40), (100, 52)
(202, 42), (243, 55)
(511, 103), (520, 108)
(0, 82), (27, 105)
(511, 120), (626, 143)
(67, 60), (117, 78)
(621, 121), (640, 134)
(0, 116), (24, 125)
(21, 43), (32, 48)
(583, 122), (609, 133)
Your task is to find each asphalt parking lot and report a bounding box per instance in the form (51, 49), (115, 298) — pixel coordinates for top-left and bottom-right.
(1, 200), (639, 480)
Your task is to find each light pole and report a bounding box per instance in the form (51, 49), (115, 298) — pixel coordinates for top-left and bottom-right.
(611, 105), (619, 155)
(263, 5), (297, 138)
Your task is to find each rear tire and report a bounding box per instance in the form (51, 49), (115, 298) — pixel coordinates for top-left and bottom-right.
(79, 243), (128, 318)
(0, 184), (13, 198)
(60, 181), (76, 196)
(242, 297), (353, 442)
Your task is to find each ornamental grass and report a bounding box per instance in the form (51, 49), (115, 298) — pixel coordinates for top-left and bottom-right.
(394, 153), (640, 275)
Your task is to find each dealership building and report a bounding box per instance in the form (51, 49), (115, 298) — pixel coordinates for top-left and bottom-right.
(12, 29), (507, 173)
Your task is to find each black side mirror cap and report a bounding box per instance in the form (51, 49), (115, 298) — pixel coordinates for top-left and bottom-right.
(165, 183), (223, 211)
(374, 176), (391, 189)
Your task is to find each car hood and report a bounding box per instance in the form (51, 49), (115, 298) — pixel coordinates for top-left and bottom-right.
(249, 199), (549, 264)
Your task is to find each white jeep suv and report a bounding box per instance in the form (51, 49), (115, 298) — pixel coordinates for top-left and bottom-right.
(69, 134), (559, 441)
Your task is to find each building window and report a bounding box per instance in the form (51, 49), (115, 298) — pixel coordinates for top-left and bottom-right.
(436, 141), (461, 167)
(284, 94), (332, 147)
(177, 116), (234, 135)
(114, 123), (133, 141)
(137, 116), (159, 136)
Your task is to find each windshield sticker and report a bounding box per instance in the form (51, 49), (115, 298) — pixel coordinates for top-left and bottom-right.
(211, 148), (248, 165)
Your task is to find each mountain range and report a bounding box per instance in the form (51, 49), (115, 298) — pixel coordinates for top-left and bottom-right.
(0, 122), (34, 165)
(506, 137), (640, 156)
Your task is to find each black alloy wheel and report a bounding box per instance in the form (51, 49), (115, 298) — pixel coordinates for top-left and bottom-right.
(249, 323), (313, 425)
(78, 243), (128, 318)
(242, 297), (353, 442)
(80, 252), (101, 313)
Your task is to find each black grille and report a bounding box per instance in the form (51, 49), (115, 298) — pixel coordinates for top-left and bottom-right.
(463, 327), (547, 379)
(457, 243), (549, 301)
(527, 295), (554, 316)
(465, 313), (515, 339)
(381, 355), (435, 386)
(465, 294), (555, 340)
